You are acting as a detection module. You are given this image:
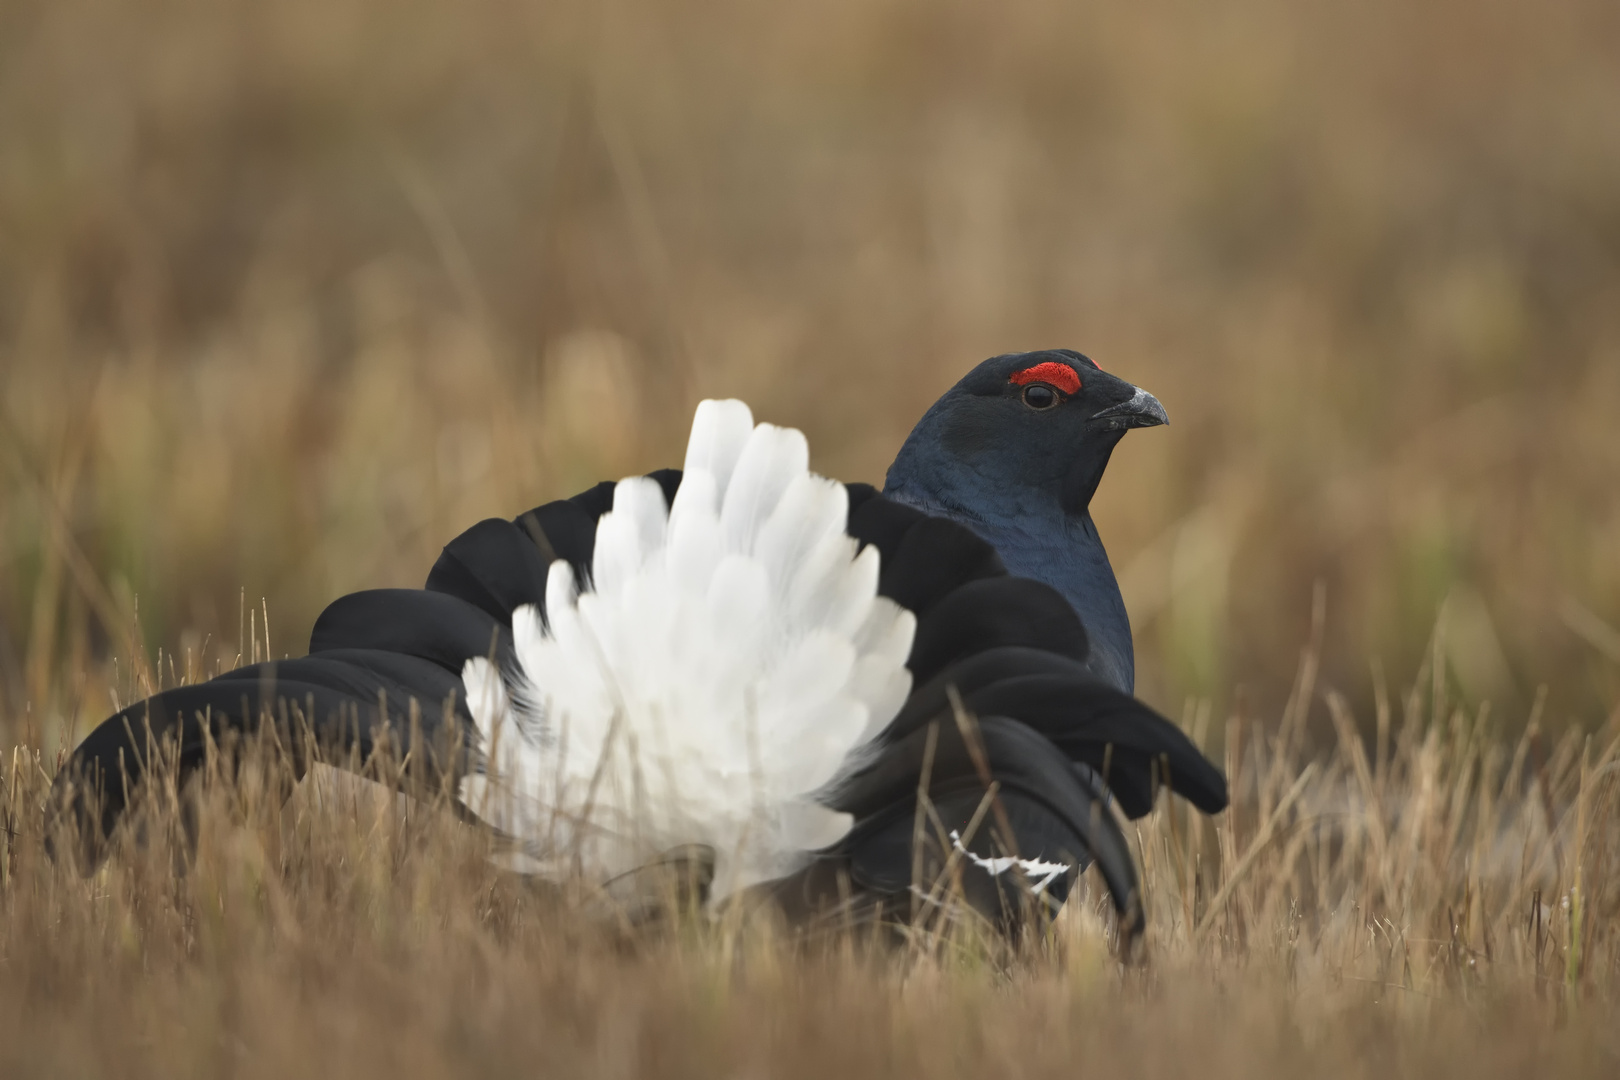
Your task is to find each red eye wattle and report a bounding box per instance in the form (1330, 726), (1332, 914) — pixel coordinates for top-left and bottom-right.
(1009, 362), (1081, 395)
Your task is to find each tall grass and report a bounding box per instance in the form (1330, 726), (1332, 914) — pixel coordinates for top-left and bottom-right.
(4, 631), (1619, 1077)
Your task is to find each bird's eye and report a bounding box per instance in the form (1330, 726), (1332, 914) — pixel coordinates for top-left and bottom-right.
(1021, 383), (1061, 411)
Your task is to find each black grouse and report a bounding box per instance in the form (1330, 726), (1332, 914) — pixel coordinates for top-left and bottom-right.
(50, 360), (1224, 938)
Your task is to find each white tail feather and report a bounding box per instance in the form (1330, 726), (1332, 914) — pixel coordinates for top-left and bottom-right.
(460, 400), (916, 901)
(681, 399), (754, 497)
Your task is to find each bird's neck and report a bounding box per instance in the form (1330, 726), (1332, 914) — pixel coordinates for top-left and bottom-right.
(883, 447), (1063, 527)
(882, 467), (1135, 693)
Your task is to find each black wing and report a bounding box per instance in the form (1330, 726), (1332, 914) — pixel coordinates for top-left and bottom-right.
(49, 588), (507, 860)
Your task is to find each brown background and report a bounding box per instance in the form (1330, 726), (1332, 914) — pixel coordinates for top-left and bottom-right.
(3, 0), (1619, 742)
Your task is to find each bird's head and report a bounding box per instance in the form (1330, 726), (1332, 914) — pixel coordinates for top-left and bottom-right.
(885, 349), (1167, 519)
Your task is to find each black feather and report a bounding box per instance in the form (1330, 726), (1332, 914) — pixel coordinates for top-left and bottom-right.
(890, 645), (1096, 730)
(310, 589), (511, 672)
(846, 496), (1006, 616)
(50, 652), (473, 858)
(821, 716), (1139, 929)
(912, 675), (1229, 817)
(424, 519), (551, 622)
(906, 577), (1088, 684)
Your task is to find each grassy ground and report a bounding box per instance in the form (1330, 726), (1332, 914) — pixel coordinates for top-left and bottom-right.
(4, 645), (1620, 1077)
(4, 0), (1620, 1074)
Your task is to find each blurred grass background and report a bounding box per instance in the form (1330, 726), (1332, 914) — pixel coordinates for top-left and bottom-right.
(3, 0), (1620, 744)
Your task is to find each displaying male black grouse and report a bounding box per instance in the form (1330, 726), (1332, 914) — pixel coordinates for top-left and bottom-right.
(50, 352), (1223, 937)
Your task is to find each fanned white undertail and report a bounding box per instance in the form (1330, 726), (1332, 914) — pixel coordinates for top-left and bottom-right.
(458, 400), (917, 901)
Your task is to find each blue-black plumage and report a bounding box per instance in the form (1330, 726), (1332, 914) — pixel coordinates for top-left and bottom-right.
(884, 349), (1166, 694)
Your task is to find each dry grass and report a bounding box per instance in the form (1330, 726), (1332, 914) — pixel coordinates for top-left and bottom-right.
(5, 641), (1620, 1077)
(5, 0), (1620, 1073)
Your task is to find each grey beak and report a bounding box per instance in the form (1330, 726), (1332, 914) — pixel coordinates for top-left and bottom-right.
(1090, 386), (1169, 429)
